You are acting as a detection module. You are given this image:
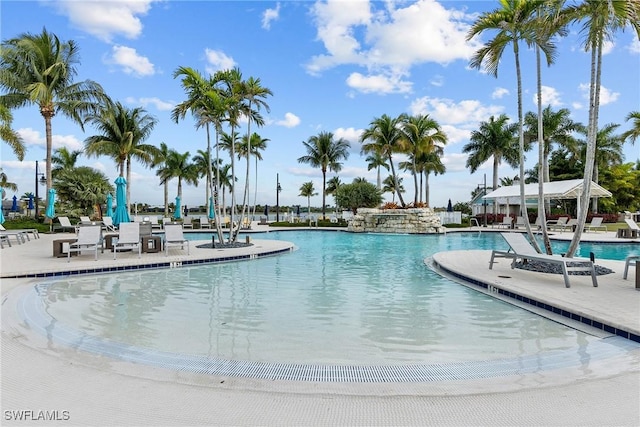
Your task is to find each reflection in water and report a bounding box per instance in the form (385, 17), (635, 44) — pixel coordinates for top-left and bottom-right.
(40, 231), (603, 365)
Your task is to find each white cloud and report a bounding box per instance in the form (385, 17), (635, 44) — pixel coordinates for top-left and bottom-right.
(108, 45), (155, 77)
(409, 96), (504, 126)
(492, 87), (509, 99)
(601, 39), (614, 55)
(262, 3), (281, 30)
(333, 127), (363, 145)
(430, 75), (444, 87)
(204, 49), (236, 75)
(126, 96), (174, 111)
(441, 124), (471, 145)
(440, 152), (468, 172)
(534, 85), (562, 107)
(578, 83), (619, 106)
(628, 38), (640, 54)
(16, 128), (83, 151)
(346, 71), (412, 94)
(52, 0), (155, 42)
(276, 112), (301, 128)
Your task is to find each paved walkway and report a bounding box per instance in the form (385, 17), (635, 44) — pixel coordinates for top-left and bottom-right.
(2, 226), (640, 426)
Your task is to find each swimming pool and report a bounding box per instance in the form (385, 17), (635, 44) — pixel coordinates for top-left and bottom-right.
(13, 230), (638, 382)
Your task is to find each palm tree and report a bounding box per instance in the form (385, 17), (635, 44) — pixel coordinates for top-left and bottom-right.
(299, 181), (318, 221)
(382, 174), (404, 203)
(400, 114), (447, 204)
(51, 146), (82, 178)
(0, 105), (25, 160)
(564, 0), (640, 257)
(325, 176), (342, 212)
(153, 142), (172, 217)
(84, 100), (159, 214)
(0, 168), (18, 194)
(419, 150), (446, 206)
(238, 132), (269, 219)
(54, 166), (114, 215)
(192, 149), (214, 212)
(215, 162), (234, 216)
(297, 131), (350, 219)
(361, 114), (406, 206)
(364, 151), (388, 191)
(157, 150), (199, 207)
(0, 28), (105, 207)
(621, 111), (640, 145)
(467, 0), (552, 250)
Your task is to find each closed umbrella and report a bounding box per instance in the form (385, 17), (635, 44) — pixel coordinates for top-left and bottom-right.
(105, 193), (113, 217)
(447, 199), (453, 212)
(264, 205), (269, 217)
(296, 205), (301, 217)
(0, 206), (4, 224)
(45, 188), (56, 232)
(11, 195), (18, 212)
(28, 194), (34, 210)
(208, 196), (215, 220)
(173, 196), (181, 220)
(113, 176), (130, 226)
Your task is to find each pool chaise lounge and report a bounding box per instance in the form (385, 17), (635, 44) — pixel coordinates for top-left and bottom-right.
(623, 255), (639, 280)
(489, 232), (598, 288)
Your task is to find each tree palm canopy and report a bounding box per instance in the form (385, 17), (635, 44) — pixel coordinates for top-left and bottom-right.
(621, 111), (640, 145)
(157, 149), (199, 202)
(0, 27), (105, 206)
(360, 114), (406, 206)
(84, 100), (159, 214)
(382, 174), (404, 203)
(51, 146), (82, 177)
(299, 181), (318, 218)
(0, 104), (25, 160)
(0, 168), (18, 193)
(364, 151), (389, 191)
(298, 131), (350, 219)
(54, 166), (114, 215)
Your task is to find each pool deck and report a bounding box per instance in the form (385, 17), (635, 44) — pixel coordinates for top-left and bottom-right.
(2, 225), (639, 426)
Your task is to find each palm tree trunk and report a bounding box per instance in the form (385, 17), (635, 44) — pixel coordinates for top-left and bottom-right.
(492, 156), (499, 217)
(389, 155), (405, 207)
(44, 114), (53, 211)
(321, 169), (327, 220)
(126, 158), (132, 215)
(164, 180), (169, 217)
(425, 172), (430, 206)
(376, 166), (381, 190)
(536, 43), (552, 254)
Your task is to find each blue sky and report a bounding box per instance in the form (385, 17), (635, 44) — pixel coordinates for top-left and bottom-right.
(2, 0), (639, 210)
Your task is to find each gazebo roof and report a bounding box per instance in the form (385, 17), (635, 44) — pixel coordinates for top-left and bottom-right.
(482, 179), (612, 203)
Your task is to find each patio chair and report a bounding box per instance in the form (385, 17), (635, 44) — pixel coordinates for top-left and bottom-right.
(0, 224), (34, 243)
(102, 216), (116, 232)
(199, 216), (212, 229)
(54, 216), (78, 233)
(623, 255), (639, 280)
(489, 232), (598, 288)
(560, 218), (578, 232)
(0, 234), (11, 248)
(547, 216), (570, 231)
(514, 216), (526, 229)
(164, 224), (189, 256)
(585, 217), (607, 232)
(182, 216), (193, 229)
(80, 216), (92, 225)
(491, 216), (513, 229)
(622, 219), (640, 238)
(67, 225), (103, 262)
(112, 222), (141, 260)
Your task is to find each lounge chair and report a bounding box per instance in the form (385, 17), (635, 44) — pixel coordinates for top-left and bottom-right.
(0, 224), (39, 240)
(585, 217), (607, 232)
(0, 234), (11, 248)
(182, 216), (193, 229)
(102, 216), (116, 232)
(623, 255), (639, 280)
(560, 218), (578, 232)
(80, 216), (92, 225)
(67, 225), (103, 262)
(54, 216), (77, 233)
(547, 216), (570, 231)
(513, 216), (526, 229)
(492, 216), (513, 229)
(164, 224), (189, 256)
(0, 224), (32, 243)
(489, 232), (598, 288)
(622, 219), (640, 238)
(199, 216), (212, 229)
(112, 222), (141, 260)
(241, 217), (251, 229)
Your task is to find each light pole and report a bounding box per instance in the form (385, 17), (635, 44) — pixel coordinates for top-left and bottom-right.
(34, 160), (46, 217)
(276, 173), (282, 223)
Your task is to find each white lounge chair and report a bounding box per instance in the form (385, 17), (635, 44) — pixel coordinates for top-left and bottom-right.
(182, 216), (193, 229)
(492, 216), (513, 229)
(199, 216), (212, 229)
(0, 224), (39, 240)
(489, 232), (598, 288)
(0, 234), (11, 248)
(623, 255), (639, 280)
(67, 225), (103, 262)
(622, 219), (640, 238)
(80, 216), (92, 225)
(112, 222), (141, 260)
(54, 216), (77, 233)
(164, 224), (189, 256)
(102, 216), (116, 232)
(585, 217), (607, 232)
(547, 216), (570, 231)
(560, 218), (578, 232)
(0, 224), (29, 244)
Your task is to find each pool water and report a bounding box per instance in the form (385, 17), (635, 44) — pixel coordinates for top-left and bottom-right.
(31, 231), (634, 366)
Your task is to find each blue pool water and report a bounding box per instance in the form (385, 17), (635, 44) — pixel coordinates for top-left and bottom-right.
(29, 231), (637, 367)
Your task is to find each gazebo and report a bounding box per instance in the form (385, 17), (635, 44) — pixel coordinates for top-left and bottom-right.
(482, 179), (612, 217)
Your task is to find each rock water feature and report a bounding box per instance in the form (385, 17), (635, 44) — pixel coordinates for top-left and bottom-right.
(348, 208), (445, 234)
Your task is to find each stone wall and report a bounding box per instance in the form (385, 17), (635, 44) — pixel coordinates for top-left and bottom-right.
(348, 208), (445, 234)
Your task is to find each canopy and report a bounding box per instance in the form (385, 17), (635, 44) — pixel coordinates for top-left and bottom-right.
(113, 176), (130, 226)
(483, 179), (612, 204)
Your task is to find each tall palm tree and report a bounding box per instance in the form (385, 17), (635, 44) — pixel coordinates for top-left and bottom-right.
(0, 28), (105, 207)
(325, 176), (342, 212)
(299, 181), (318, 220)
(51, 146), (82, 178)
(364, 151), (388, 191)
(157, 150), (199, 206)
(621, 111), (640, 145)
(0, 168), (18, 193)
(297, 131), (350, 220)
(360, 114), (406, 206)
(382, 174), (404, 203)
(467, 0), (553, 250)
(193, 149), (213, 211)
(400, 114), (448, 204)
(0, 105), (25, 160)
(238, 132), (269, 219)
(84, 100), (159, 214)
(564, 0), (640, 257)
(419, 150), (446, 206)
(153, 142), (172, 217)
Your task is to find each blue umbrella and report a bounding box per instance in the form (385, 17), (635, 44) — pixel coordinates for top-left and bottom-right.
(264, 205), (269, 217)
(296, 205), (300, 217)
(173, 196), (182, 220)
(105, 193), (113, 217)
(28, 194), (34, 210)
(447, 198), (453, 212)
(11, 195), (18, 212)
(113, 176), (130, 226)
(0, 206), (4, 224)
(45, 188), (56, 219)
(208, 196), (215, 220)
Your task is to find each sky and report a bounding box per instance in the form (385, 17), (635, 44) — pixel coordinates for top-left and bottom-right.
(1, 0), (639, 211)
